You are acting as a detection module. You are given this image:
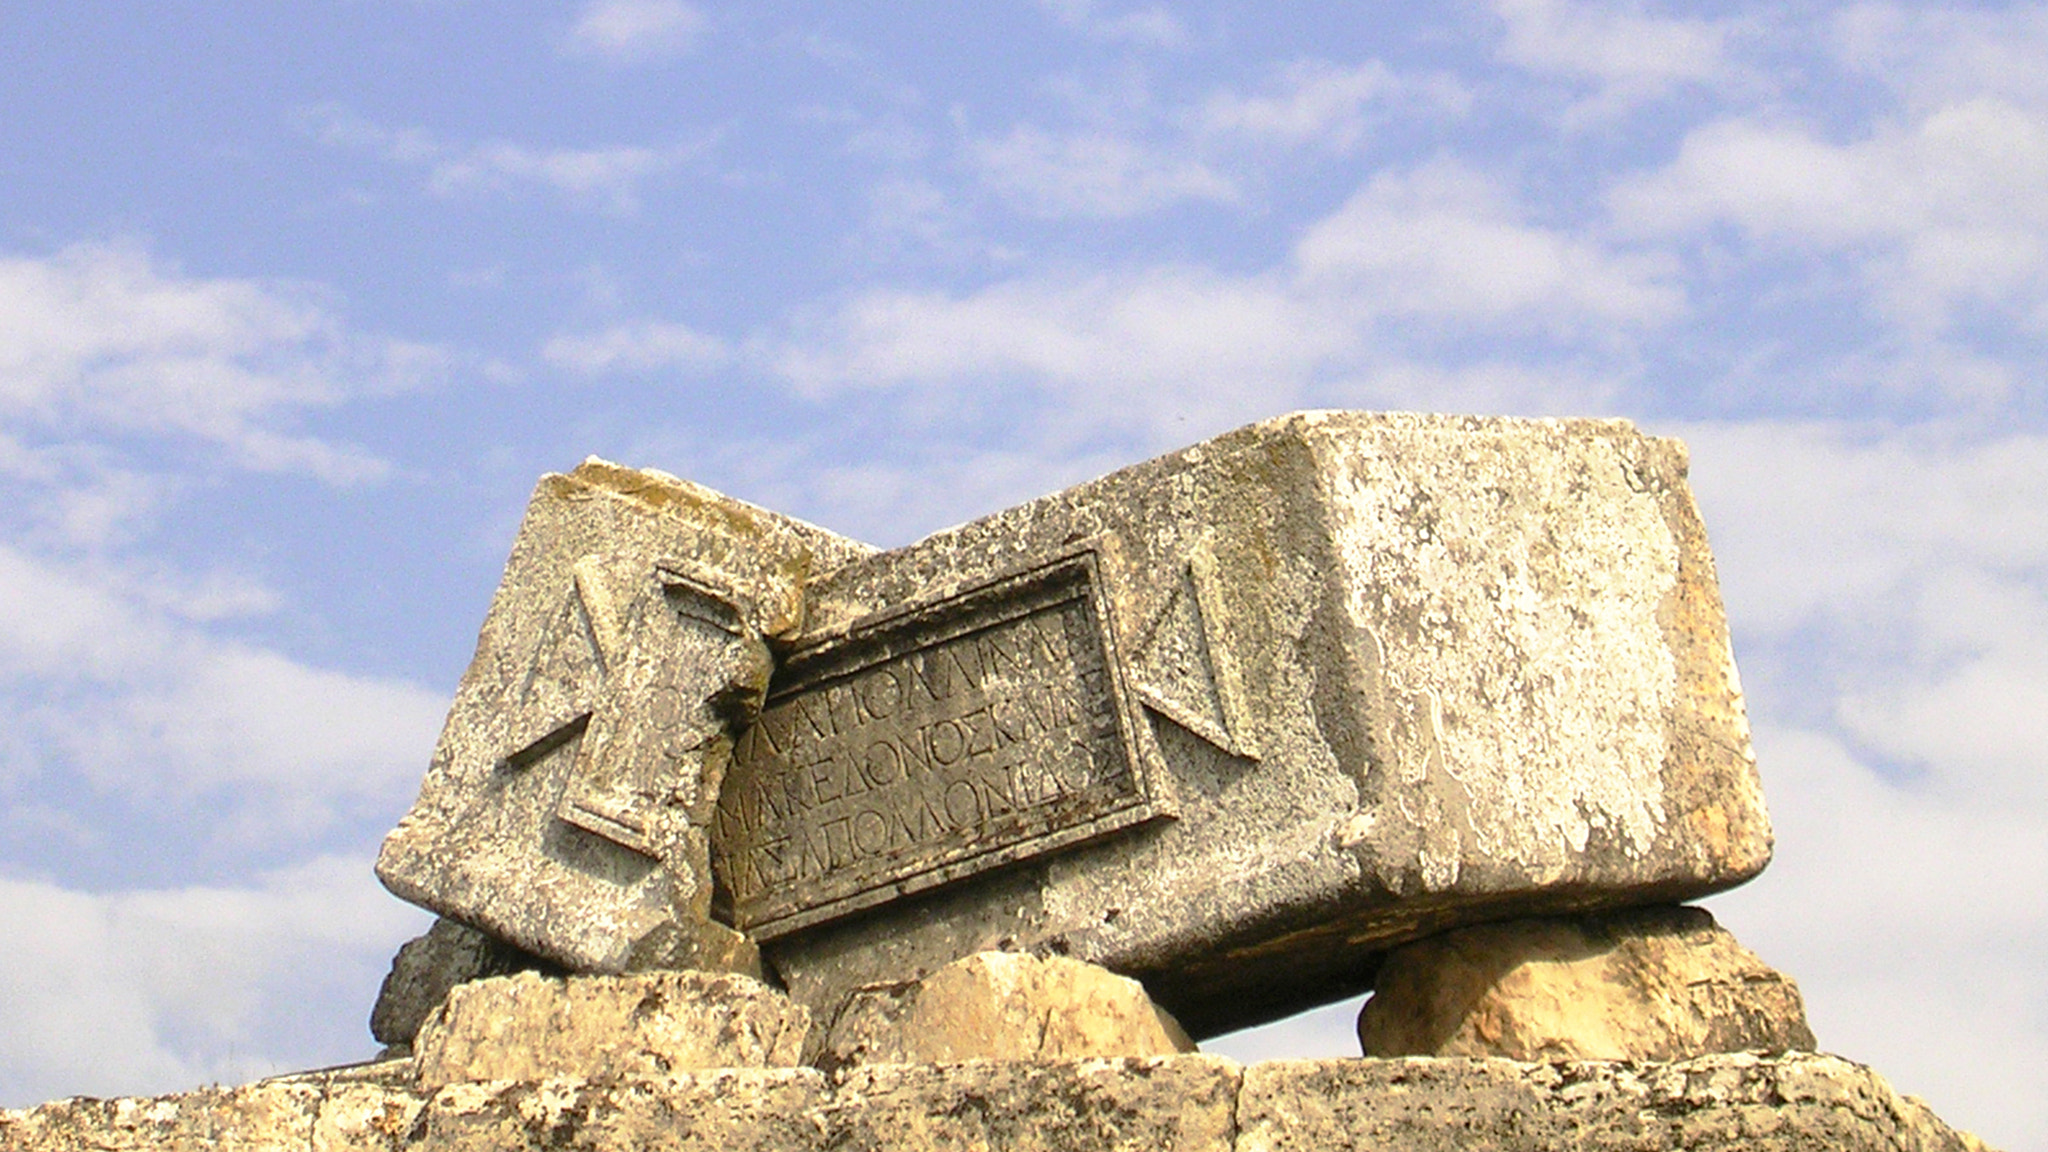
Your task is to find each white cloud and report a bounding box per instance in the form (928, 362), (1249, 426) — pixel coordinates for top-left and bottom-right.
(1610, 4), (2048, 350)
(0, 239), (451, 1109)
(1039, 0), (1190, 49)
(970, 126), (1238, 218)
(0, 857), (427, 1107)
(1678, 420), (2048, 1149)
(1493, 0), (1745, 120)
(775, 264), (1334, 449)
(1197, 60), (1469, 152)
(0, 244), (412, 486)
(0, 544), (447, 838)
(308, 105), (713, 215)
(781, 158), (1677, 449)
(1834, 2), (2048, 113)
(851, 178), (985, 264)
(1297, 159), (1684, 331)
(1709, 726), (2048, 1151)
(564, 0), (705, 64)
(542, 320), (729, 376)
(1681, 422), (2048, 633)
(1613, 103), (2048, 328)
(967, 58), (1469, 221)
(426, 141), (702, 213)
(0, 242), (448, 839)
(1837, 567), (2048, 808)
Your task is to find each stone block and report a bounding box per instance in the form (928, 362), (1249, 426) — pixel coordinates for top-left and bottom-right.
(411, 970), (813, 1088)
(369, 917), (560, 1051)
(826, 1056), (1240, 1152)
(822, 950), (1194, 1067)
(1356, 904), (1815, 1060)
(377, 459), (873, 974)
(718, 412), (1770, 1035)
(1234, 1053), (1990, 1152)
(406, 1067), (831, 1152)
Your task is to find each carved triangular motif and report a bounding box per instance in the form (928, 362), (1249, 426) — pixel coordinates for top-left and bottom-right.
(1126, 538), (1261, 761)
(501, 564), (609, 766)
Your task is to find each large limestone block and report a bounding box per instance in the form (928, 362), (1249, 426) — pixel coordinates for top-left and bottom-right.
(826, 1056), (1239, 1152)
(722, 411), (1770, 1036)
(822, 950), (1195, 1067)
(1235, 1053), (1991, 1152)
(407, 1067), (830, 1152)
(411, 970), (813, 1088)
(1356, 904), (1815, 1060)
(377, 459), (873, 974)
(369, 917), (559, 1052)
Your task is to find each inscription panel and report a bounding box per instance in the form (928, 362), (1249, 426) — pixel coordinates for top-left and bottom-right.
(712, 547), (1170, 938)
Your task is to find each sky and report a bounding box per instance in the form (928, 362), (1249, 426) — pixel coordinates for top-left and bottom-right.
(0, 0), (2042, 1146)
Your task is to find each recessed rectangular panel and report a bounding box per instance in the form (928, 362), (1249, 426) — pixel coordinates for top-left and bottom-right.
(712, 546), (1170, 938)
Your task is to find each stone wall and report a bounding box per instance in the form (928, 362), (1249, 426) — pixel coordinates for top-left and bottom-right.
(1, 1051), (1990, 1151)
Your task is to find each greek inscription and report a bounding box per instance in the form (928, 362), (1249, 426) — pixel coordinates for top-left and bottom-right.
(710, 549), (1167, 937)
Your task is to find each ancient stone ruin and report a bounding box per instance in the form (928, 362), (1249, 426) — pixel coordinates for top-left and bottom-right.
(2, 412), (1993, 1150)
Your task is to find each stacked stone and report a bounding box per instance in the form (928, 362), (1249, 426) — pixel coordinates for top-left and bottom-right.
(367, 411), (1820, 1064)
(0, 412), (1996, 1149)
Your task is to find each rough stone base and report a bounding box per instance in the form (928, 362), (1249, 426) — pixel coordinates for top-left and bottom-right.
(413, 970), (811, 1088)
(0, 1052), (1990, 1151)
(1357, 904), (1816, 1061)
(369, 918), (561, 1053)
(823, 951), (1195, 1068)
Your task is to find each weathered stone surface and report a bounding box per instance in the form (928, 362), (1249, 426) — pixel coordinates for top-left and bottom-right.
(0, 1052), (1991, 1151)
(377, 458), (873, 974)
(0, 1060), (422, 1152)
(404, 1067), (831, 1151)
(412, 970), (813, 1088)
(1236, 1053), (1991, 1152)
(1357, 904), (1815, 1061)
(718, 548), (1173, 938)
(726, 412), (1770, 1036)
(826, 1056), (1239, 1151)
(822, 950), (1194, 1067)
(370, 917), (560, 1052)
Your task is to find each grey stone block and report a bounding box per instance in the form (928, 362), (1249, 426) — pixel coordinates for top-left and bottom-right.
(825, 1057), (1240, 1152)
(1235, 1054), (1988, 1152)
(376, 459), (873, 974)
(728, 412), (1771, 1036)
(368, 917), (559, 1050)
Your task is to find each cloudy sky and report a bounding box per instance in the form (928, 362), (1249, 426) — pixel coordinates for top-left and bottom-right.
(1, 0), (2043, 1146)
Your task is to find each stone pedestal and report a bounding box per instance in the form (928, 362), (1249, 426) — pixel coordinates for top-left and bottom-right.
(822, 951), (1194, 1068)
(1355, 905), (1815, 1061)
(412, 970), (813, 1089)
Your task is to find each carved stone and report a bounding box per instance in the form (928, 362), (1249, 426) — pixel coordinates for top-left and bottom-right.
(715, 547), (1171, 938)
(371, 412), (1772, 1039)
(728, 412), (1772, 1037)
(376, 459), (873, 974)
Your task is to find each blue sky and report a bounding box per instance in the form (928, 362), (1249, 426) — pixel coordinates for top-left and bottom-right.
(2, 0), (2044, 1146)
